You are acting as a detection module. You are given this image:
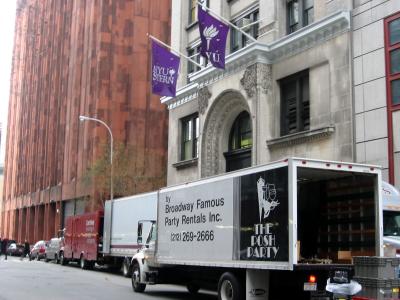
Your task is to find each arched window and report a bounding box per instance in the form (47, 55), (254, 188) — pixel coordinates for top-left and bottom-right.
(229, 111), (252, 151)
(224, 111), (252, 172)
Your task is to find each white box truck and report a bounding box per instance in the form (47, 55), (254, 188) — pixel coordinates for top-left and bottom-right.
(130, 158), (383, 300)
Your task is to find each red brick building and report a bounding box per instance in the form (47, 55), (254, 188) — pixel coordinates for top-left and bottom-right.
(1, 0), (171, 243)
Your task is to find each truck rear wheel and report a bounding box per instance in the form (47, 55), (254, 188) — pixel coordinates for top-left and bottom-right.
(80, 255), (88, 270)
(60, 252), (67, 265)
(131, 263), (146, 293)
(218, 272), (243, 300)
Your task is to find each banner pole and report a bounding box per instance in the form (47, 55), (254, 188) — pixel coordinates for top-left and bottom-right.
(148, 34), (203, 69)
(196, 2), (257, 43)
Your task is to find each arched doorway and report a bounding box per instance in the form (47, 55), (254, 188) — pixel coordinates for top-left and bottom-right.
(201, 90), (251, 177)
(224, 111), (252, 172)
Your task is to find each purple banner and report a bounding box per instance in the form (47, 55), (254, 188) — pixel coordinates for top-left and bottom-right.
(151, 40), (180, 97)
(198, 5), (229, 69)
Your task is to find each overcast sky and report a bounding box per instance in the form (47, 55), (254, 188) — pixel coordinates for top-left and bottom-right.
(0, 1), (16, 164)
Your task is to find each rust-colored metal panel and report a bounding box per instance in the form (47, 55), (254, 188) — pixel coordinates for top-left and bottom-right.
(2, 0), (171, 241)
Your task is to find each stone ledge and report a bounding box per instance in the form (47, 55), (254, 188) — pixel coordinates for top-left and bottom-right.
(173, 158), (198, 169)
(266, 126), (335, 148)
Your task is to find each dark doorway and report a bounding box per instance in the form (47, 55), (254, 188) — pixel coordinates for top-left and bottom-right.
(224, 111), (252, 172)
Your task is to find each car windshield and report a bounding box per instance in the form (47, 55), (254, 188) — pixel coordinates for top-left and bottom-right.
(384, 210), (400, 236)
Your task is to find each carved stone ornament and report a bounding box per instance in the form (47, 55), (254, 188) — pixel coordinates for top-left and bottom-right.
(258, 63), (272, 95)
(241, 64), (272, 98)
(240, 64), (257, 98)
(197, 86), (212, 115)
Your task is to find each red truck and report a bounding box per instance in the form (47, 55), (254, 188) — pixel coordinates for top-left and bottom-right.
(60, 211), (103, 269)
(59, 192), (157, 273)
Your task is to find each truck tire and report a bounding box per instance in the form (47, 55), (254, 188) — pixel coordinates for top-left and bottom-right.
(122, 258), (131, 277)
(60, 252), (67, 266)
(217, 272), (244, 300)
(54, 253), (59, 264)
(131, 263), (146, 293)
(80, 255), (88, 270)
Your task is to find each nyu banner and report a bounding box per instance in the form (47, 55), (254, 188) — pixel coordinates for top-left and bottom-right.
(198, 6), (229, 69)
(151, 40), (180, 97)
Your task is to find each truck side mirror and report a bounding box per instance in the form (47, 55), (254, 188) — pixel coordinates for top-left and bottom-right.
(137, 223), (143, 245)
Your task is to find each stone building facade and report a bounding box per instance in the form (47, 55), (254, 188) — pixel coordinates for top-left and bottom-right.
(1, 0), (170, 243)
(164, 0), (354, 185)
(353, 0), (400, 187)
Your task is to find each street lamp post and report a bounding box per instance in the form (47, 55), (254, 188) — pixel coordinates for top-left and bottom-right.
(79, 115), (113, 202)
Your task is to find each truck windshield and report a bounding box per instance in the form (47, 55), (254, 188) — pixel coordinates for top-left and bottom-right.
(146, 223), (157, 244)
(383, 211), (400, 236)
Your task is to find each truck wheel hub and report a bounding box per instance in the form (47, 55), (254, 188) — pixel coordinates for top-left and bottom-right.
(133, 270), (140, 284)
(220, 281), (233, 300)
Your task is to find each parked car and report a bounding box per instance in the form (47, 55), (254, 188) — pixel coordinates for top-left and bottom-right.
(45, 237), (62, 263)
(30, 240), (47, 261)
(7, 243), (24, 256)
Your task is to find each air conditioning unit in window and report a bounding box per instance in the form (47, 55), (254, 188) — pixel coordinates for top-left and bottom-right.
(237, 17), (252, 32)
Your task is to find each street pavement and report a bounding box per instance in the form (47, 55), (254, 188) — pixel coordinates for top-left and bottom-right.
(0, 256), (217, 300)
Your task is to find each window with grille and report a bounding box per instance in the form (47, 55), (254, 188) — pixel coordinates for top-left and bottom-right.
(181, 114), (199, 161)
(187, 44), (208, 76)
(287, 0), (314, 34)
(280, 71), (310, 136)
(230, 9), (259, 53)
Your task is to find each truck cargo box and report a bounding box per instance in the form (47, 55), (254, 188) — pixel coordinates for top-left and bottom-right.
(102, 191), (158, 256)
(63, 211), (103, 262)
(156, 157), (383, 270)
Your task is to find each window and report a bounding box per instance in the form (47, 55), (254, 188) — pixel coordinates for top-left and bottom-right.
(224, 111), (252, 172)
(189, 0), (196, 24)
(384, 13), (400, 185)
(187, 44), (208, 76)
(287, 0), (314, 34)
(280, 71), (310, 136)
(230, 10), (259, 53)
(188, 0), (209, 25)
(386, 15), (400, 106)
(229, 111), (252, 150)
(181, 114), (199, 161)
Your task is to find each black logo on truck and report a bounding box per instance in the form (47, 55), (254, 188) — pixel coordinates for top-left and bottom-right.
(239, 167), (289, 262)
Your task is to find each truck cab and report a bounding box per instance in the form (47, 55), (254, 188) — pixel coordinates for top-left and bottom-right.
(131, 220), (158, 292)
(138, 220), (157, 264)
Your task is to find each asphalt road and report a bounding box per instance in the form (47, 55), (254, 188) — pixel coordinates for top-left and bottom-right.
(0, 256), (217, 300)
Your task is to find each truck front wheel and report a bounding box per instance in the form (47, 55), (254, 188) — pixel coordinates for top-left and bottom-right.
(218, 272), (243, 300)
(131, 263), (146, 293)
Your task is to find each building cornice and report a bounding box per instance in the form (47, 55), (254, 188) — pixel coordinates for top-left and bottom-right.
(266, 126), (335, 148)
(162, 10), (350, 109)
